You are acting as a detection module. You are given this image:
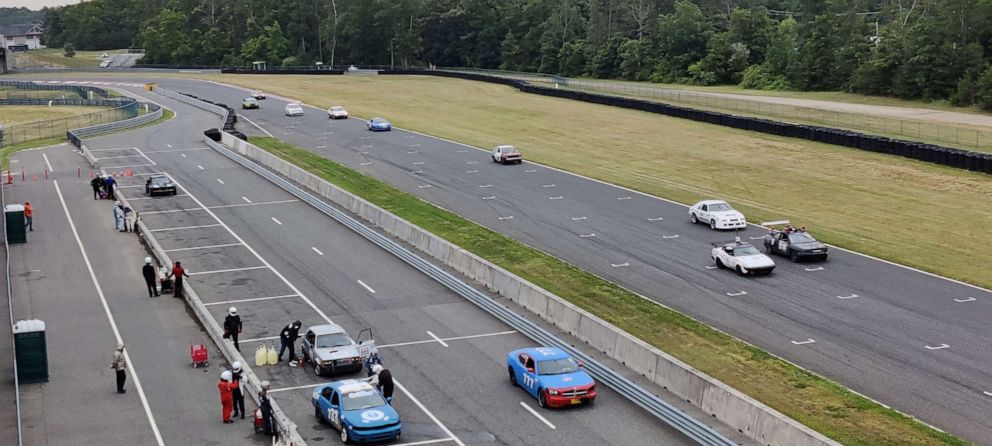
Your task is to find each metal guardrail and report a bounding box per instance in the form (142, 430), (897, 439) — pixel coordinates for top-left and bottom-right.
(1, 142), (24, 446)
(153, 88), (228, 117)
(66, 103), (162, 145)
(205, 136), (736, 446)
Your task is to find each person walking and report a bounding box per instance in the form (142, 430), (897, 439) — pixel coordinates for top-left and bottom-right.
(23, 202), (33, 231)
(110, 343), (127, 394)
(104, 175), (116, 200)
(142, 257), (159, 297)
(123, 204), (136, 232)
(91, 175), (104, 199)
(113, 202), (125, 232)
(278, 320), (302, 364)
(223, 307), (242, 352)
(258, 380), (275, 435)
(231, 362), (245, 419)
(218, 370), (234, 424)
(369, 364), (394, 402)
(167, 261), (189, 298)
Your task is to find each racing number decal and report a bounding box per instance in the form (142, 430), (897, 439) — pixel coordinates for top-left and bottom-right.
(778, 241), (788, 252)
(328, 408), (339, 425)
(522, 374), (538, 389)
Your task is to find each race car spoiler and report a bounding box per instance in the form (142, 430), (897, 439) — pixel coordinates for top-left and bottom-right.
(760, 220), (791, 227)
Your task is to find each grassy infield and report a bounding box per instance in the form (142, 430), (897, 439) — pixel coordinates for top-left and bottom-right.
(227, 75), (989, 446)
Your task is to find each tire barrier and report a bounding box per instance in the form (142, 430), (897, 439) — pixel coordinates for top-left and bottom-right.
(220, 67), (344, 75)
(379, 70), (992, 175)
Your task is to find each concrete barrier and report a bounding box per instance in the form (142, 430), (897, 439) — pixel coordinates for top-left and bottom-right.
(214, 135), (840, 446)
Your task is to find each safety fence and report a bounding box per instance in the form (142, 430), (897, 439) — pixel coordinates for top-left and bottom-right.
(381, 69), (992, 175)
(65, 102), (162, 148)
(0, 81), (134, 148)
(1, 139), (24, 446)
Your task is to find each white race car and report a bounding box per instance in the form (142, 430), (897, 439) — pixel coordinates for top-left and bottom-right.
(285, 103), (304, 116)
(689, 200), (746, 230)
(327, 106), (348, 119)
(711, 239), (775, 276)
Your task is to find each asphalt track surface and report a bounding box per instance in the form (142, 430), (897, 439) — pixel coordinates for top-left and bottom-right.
(60, 86), (709, 445)
(120, 76), (992, 443)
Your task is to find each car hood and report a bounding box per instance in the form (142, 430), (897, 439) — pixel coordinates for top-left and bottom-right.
(793, 242), (827, 251)
(537, 370), (594, 389)
(709, 210), (744, 220)
(738, 254), (775, 268)
(342, 405), (400, 428)
(314, 345), (360, 361)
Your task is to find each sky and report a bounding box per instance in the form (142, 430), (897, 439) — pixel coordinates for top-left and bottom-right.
(2, 0), (81, 9)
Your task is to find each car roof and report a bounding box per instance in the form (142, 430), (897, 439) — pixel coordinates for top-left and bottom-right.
(516, 346), (571, 361)
(149, 174), (169, 180)
(496, 145), (516, 149)
(330, 379), (376, 395)
(697, 199), (729, 206)
(286, 103), (302, 107)
(307, 323), (347, 335)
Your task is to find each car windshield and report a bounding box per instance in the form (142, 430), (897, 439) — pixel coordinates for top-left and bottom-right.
(149, 177), (170, 186)
(788, 232), (817, 243)
(315, 333), (352, 348)
(287, 105), (301, 110)
(331, 107), (344, 111)
(536, 358), (579, 375)
(372, 118), (387, 124)
(733, 246), (761, 256)
(499, 146), (516, 153)
(341, 389), (385, 411)
(708, 203), (731, 212)
(244, 98), (257, 103)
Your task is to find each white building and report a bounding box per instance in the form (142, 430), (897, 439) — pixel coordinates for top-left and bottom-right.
(1, 24), (45, 51)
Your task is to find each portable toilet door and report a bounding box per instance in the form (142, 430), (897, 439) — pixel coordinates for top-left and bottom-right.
(5, 204), (26, 243)
(13, 319), (49, 383)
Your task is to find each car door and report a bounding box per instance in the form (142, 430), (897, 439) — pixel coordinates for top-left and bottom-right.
(520, 356), (540, 398)
(698, 204), (710, 222)
(303, 330), (315, 363)
(328, 390), (343, 429)
(776, 234), (790, 254)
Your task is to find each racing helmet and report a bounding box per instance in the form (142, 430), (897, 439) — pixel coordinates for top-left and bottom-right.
(232, 361), (242, 372)
(221, 370), (232, 382)
(229, 307), (237, 316)
(144, 257), (152, 264)
(372, 364), (383, 374)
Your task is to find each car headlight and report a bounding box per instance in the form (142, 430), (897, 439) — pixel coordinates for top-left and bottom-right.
(547, 389), (559, 395)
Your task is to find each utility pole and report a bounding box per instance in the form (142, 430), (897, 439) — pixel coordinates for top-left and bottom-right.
(390, 38), (395, 70)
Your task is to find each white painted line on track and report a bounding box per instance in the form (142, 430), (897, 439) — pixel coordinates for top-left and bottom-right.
(519, 402), (556, 429)
(482, 196), (496, 200)
(524, 169), (537, 173)
(132, 147), (158, 166)
(180, 153), (187, 158)
(407, 150), (419, 154)
(148, 223), (222, 232)
(705, 266), (718, 269)
(498, 216), (513, 220)
(804, 267), (824, 272)
(479, 184), (492, 188)
(983, 391), (992, 397)
(394, 380), (467, 446)
(647, 217), (664, 221)
(457, 150), (468, 153)
(549, 196), (563, 200)
(726, 291), (748, 296)
(377, 331), (517, 349)
(411, 170), (424, 174)
(216, 179), (224, 184)
(954, 297), (976, 303)
(579, 233), (596, 238)
(611, 262), (629, 267)
(360, 162), (373, 166)
(412, 161), (425, 165)
(541, 184), (555, 188)
(357, 280), (376, 294)
(391, 438), (456, 446)
(617, 196), (632, 200)
(312, 247), (324, 256)
(418, 184), (432, 189)
(791, 339), (816, 345)
(238, 113), (274, 137)
(166, 144), (172, 148)
(242, 196), (252, 204)
(410, 144), (421, 148)
(43, 153), (54, 172)
(189, 266), (268, 276)
(53, 180), (165, 446)
(571, 216), (586, 221)
(109, 163), (156, 169)
(466, 161), (479, 165)
(426, 331), (449, 348)
(197, 165), (204, 170)
(140, 199), (300, 215)
(204, 294), (300, 306)
(271, 217), (283, 225)
(358, 151), (369, 155)
(127, 195), (189, 201)
(164, 243), (243, 252)
(465, 170), (478, 173)
(142, 148), (210, 154)
(662, 234), (679, 239)
(749, 236), (764, 240)
(925, 344), (950, 350)
(837, 294), (859, 300)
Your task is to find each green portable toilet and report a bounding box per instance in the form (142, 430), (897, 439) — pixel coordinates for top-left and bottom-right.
(5, 204), (26, 244)
(13, 319), (48, 383)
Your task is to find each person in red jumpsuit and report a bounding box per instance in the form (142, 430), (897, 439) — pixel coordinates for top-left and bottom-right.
(219, 370), (234, 424)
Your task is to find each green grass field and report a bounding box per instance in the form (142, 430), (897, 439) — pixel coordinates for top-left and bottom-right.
(18, 48), (123, 68)
(0, 105), (104, 126)
(252, 136), (968, 446)
(203, 74), (992, 291)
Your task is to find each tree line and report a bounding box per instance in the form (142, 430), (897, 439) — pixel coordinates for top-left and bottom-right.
(0, 7), (43, 27)
(38, 0), (992, 108)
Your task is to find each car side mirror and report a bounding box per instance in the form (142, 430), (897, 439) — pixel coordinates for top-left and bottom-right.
(526, 367), (534, 373)
(577, 360), (584, 368)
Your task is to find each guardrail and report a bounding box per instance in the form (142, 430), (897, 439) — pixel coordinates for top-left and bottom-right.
(66, 103), (162, 147)
(153, 87), (228, 117)
(1, 141), (25, 446)
(206, 134), (740, 446)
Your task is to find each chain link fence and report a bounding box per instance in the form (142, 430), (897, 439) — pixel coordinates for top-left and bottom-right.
(0, 98), (138, 147)
(442, 68), (992, 152)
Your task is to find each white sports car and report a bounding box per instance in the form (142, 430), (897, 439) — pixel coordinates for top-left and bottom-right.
(711, 240), (775, 276)
(327, 106), (348, 119)
(690, 200), (746, 230)
(285, 103), (304, 116)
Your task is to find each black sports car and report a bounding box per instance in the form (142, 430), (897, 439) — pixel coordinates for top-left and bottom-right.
(763, 229), (829, 262)
(145, 175), (177, 196)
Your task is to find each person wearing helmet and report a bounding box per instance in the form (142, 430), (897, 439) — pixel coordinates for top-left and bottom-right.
(142, 257), (159, 297)
(231, 361), (245, 419)
(368, 363), (394, 402)
(258, 380), (274, 435)
(219, 370), (234, 424)
(278, 320), (303, 364)
(167, 261), (189, 298)
(109, 343), (127, 394)
(223, 307), (243, 352)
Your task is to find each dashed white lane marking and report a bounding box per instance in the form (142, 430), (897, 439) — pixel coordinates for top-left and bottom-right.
(479, 184), (493, 188)
(189, 266), (268, 276)
(647, 217), (664, 221)
(242, 196), (252, 204)
(166, 144), (172, 148)
(524, 169), (537, 173)
(611, 262), (629, 267)
(466, 161), (479, 165)
(53, 181), (165, 446)
(804, 267), (824, 272)
(519, 402), (556, 430)
(412, 161), (425, 165)
(42, 153), (53, 172)
(457, 150), (468, 153)
(148, 223), (222, 232)
(410, 144), (421, 148)
(571, 216), (586, 221)
(317, 145), (328, 149)
(180, 153), (187, 158)
(164, 243), (243, 252)
(197, 165), (204, 170)
(216, 179), (224, 184)
(378, 330), (518, 349)
(726, 291), (748, 296)
(271, 217), (283, 225)
(617, 196), (632, 200)
(204, 294), (300, 306)
(312, 247), (325, 256)
(791, 339), (816, 345)
(358, 151), (369, 155)
(418, 184), (432, 189)
(549, 196), (563, 200)
(983, 391), (992, 397)
(482, 196), (496, 200)
(541, 184), (555, 188)
(426, 331), (449, 348)
(925, 344), (950, 350)
(408, 150), (419, 154)
(498, 216), (514, 220)
(705, 266), (718, 270)
(662, 235), (679, 239)
(411, 170), (424, 174)
(360, 162), (373, 166)
(357, 280), (376, 294)
(466, 170), (478, 173)
(579, 233), (596, 238)
(837, 294), (859, 300)
(954, 297), (976, 303)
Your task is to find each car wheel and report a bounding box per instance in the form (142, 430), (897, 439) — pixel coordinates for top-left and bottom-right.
(315, 404), (322, 421)
(736, 266), (747, 276)
(313, 363), (322, 377)
(790, 251), (800, 262)
(690, 213), (698, 224)
(340, 426), (350, 444)
(714, 257), (724, 269)
(765, 244), (773, 254)
(538, 390), (548, 408)
(508, 367), (518, 387)
(710, 219), (717, 230)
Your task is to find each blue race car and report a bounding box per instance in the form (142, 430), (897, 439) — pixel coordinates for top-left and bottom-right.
(312, 379), (401, 443)
(366, 117), (392, 131)
(507, 347), (597, 408)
